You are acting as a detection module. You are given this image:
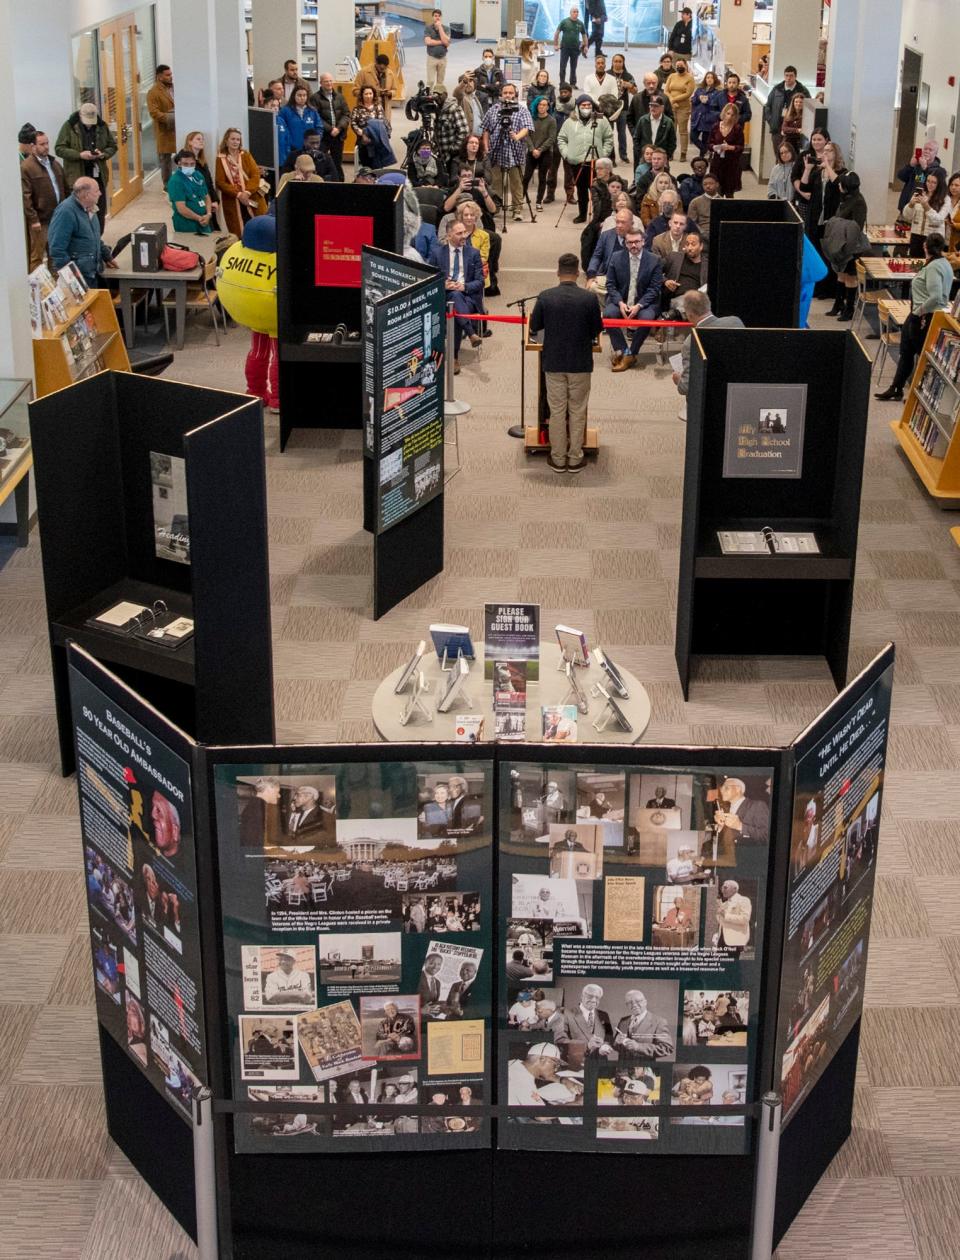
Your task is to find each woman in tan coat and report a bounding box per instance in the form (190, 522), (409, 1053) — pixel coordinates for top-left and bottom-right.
(664, 58), (695, 161)
(215, 127), (267, 236)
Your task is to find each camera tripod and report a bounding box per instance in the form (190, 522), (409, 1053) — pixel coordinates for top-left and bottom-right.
(493, 103), (538, 233)
(554, 118), (601, 228)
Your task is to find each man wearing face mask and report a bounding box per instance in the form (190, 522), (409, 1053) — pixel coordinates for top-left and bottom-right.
(167, 148), (213, 233)
(475, 51), (505, 113)
(557, 95), (613, 223)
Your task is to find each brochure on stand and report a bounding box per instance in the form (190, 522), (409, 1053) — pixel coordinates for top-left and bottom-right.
(484, 604), (540, 681)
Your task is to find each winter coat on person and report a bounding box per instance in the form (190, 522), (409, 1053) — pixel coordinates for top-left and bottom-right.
(54, 111), (117, 188)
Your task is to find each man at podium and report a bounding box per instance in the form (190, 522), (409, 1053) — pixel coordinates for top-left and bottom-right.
(528, 253), (603, 474)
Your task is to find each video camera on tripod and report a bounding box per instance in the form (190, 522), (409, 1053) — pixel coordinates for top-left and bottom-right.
(404, 81), (440, 138)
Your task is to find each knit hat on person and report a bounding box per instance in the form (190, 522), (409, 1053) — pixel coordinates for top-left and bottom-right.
(376, 171), (407, 186)
(575, 94), (595, 109)
(242, 215), (276, 253)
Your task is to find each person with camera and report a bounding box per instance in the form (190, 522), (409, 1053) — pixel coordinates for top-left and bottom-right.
(558, 95), (613, 224)
(475, 51), (505, 113)
(433, 86), (469, 171)
(482, 81), (534, 222)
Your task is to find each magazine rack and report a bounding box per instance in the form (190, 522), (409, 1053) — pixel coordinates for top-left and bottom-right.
(29, 372), (274, 772)
(675, 328), (871, 698)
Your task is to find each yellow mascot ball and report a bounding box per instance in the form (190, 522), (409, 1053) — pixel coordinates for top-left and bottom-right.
(216, 241), (277, 337)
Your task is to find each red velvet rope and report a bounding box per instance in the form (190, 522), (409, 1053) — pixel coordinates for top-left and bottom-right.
(445, 312), (691, 328)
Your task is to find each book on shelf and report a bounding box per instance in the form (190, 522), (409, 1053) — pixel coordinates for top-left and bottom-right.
(929, 328), (960, 379)
(916, 366), (959, 426)
(905, 399), (948, 457)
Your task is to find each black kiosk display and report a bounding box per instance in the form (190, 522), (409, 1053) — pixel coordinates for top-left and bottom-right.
(675, 328), (871, 699)
(29, 372), (275, 774)
(276, 181), (403, 448)
(707, 199), (804, 328)
(67, 640), (893, 1260)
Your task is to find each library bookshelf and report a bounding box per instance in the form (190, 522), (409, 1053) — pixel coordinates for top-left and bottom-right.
(891, 307), (960, 507)
(32, 287), (130, 398)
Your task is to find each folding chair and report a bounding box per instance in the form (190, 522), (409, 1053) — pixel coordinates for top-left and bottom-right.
(162, 255), (225, 345)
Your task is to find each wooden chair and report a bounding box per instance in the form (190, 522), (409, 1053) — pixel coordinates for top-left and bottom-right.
(161, 255), (224, 346)
(853, 260), (892, 335)
(874, 300), (901, 383)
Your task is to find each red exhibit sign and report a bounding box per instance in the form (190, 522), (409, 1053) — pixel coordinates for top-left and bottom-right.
(314, 214), (374, 287)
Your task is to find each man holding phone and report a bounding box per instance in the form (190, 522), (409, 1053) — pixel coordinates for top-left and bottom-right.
(54, 101), (118, 229)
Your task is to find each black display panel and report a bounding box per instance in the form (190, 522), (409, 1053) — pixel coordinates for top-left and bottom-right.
(498, 750), (776, 1154)
(69, 650), (206, 1124)
(212, 752), (494, 1152)
(774, 650), (893, 1126)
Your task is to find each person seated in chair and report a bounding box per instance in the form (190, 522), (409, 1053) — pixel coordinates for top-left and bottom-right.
(603, 227), (662, 372)
(429, 220), (484, 374)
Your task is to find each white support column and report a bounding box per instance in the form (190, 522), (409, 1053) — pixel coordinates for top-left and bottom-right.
(250, 0), (300, 93)
(0, 0), (36, 383)
(769, 0), (821, 91)
(717, 0), (754, 78)
(849, 0), (903, 213)
(321, 0), (358, 72)
(824, 0), (862, 165)
(170, 0), (248, 154)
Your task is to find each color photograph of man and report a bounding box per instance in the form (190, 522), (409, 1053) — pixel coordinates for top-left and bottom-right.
(681, 990), (749, 1047)
(553, 982), (617, 1061)
(713, 879), (754, 956)
(361, 996), (420, 1059)
(651, 885), (702, 948)
(613, 988), (676, 1065)
(507, 1042), (584, 1123)
(149, 789), (182, 859)
(548, 822), (604, 880)
(417, 772), (486, 841)
(713, 777), (770, 845)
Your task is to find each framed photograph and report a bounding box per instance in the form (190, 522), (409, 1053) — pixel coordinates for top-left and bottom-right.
(723, 382), (807, 479)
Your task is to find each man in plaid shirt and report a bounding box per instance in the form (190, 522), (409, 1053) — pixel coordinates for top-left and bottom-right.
(433, 86), (469, 169)
(481, 81), (533, 221)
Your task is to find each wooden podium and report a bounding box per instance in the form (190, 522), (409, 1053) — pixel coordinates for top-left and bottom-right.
(523, 327), (601, 455)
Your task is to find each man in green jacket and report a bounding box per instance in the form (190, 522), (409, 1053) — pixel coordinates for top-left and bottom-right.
(557, 95), (613, 222)
(633, 95), (677, 162)
(554, 6), (588, 88)
(54, 102), (117, 229)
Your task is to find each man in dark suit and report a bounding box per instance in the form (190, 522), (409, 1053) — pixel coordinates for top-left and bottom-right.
(429, 220), (484, 370)
(715, 777), (770, 844)
(614, 990), (675, 1064)
(285, 785), (331, 839)
(674, 289), (744, 403)
(21, 131), (67, 272)
(418, 952), (444, 1005)
(528, 252), (604, 473)
(554, 983), (618, 1059)
(446, 961), (477, 1015)
(646, 787), (676, 809)
(586, 206), (632, 284)
(604, 227), (663, 371)
(554, 828), (587, 852)
(634, 96), (677, 162)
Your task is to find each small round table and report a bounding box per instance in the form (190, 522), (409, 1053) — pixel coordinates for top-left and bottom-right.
(371, 641), (651, 744)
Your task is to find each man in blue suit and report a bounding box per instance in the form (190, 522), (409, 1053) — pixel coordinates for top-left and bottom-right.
(429, 220), (485, 371)
(586, 206), (632, 285)
(604, 227), (662, 371)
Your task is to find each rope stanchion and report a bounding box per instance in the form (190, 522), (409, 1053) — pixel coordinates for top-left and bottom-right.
(444, 300), (471, 419)
(444, 311), (691, 330)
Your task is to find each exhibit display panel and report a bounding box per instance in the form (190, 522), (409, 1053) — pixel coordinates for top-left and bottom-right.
(212, 751), (494, 1153)
(65, 643), (895, 1259)
(676, 328), (871, 698)
(498, 749), (773, 1155)
(707, 199), (804, 329)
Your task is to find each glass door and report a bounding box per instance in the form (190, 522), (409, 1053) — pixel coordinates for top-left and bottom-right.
(99, 13), (144, 214)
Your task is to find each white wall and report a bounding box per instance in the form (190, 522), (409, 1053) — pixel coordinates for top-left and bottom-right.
(899, 0), (960, 167)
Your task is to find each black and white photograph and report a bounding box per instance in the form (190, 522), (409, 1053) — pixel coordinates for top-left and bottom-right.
(505, 919), (553, 987)
(575, 772), (626, 848)
(264, 854), (457, 919)
(681, 991), (750, 1047)
(418, 1081), (483, 1133)
(248, 1085), (327, 1138)
(85, 845), (137, 944)
(239, 1013), (300, 1081)
(671, 1063), (748, 1123)
(318, 933), (402, 985)
(548, 822), (604, 881)
(338, 815), (453, 858)
(402, 891), (480, 933)
(418, 941), (482, 1019)
(298, 1000), (364, 1082)
(626, 772), (692, 859)
(548, 978), (678, 1068)
(360, 995), (421, 1060)
(506, 1041), (583, 1122)
(416, 771), (486, 841)
(510, 874), (592, 935)
(507, 767), (575, 842)
(651, 886), (703, 949)
(235, 774), (338, 851)
(329, 1066), (420, 1136)
(705, 878), (759, 959)
(150, 451), (190, 564)
(241, 945), (317, 1010)
(664, 832), (715, 885)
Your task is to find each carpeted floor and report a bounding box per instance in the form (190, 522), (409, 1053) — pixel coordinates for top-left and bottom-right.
(0, 126), (957, 1259)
